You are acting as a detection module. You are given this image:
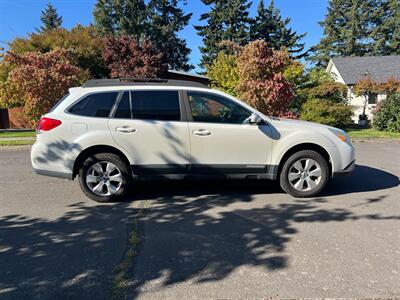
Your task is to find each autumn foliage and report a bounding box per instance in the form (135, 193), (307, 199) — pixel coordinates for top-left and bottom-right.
(235, 40), (294, 117)
(9, 26), (108, 78)
(354, 76), (380, 97)
(2, 49), (81, 123)
(379, 78), (400, 95)
(305, 81), (347, 102)
(207, 52), (239, 96)
(102, 36), (167, 78)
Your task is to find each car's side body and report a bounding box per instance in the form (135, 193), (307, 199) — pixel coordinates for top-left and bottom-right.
(31, 83), (355, 186)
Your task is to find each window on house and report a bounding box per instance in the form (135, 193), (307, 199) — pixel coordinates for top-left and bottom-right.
(368, 93), (377, 104)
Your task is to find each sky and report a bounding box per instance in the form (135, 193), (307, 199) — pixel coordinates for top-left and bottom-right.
(0, 0), (328, 72)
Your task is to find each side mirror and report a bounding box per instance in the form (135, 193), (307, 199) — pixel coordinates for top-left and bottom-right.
(249, 113), (264, 125)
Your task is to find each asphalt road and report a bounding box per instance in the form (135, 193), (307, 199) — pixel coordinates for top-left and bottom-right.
(0, 141), (399, 299)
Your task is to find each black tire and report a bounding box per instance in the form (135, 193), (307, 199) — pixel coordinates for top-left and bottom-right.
(78, 153), (132, 202)
(279, 150), (329, 198)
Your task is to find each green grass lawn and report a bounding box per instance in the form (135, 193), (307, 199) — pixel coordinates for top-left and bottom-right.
(346, 128), (400, 139)
(0, 139), (35, 146)
(0, 131), (35, 138)
(0, 130), (35, 146)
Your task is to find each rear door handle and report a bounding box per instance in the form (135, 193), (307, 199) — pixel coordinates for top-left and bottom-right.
(193, 129), (211, 136)
(116, 126), (136, 133)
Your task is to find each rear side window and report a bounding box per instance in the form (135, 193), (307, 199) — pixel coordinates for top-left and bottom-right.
(131, 91), (180, 121)
(68, 92), (118, 118)
(114, 92), (131, 119)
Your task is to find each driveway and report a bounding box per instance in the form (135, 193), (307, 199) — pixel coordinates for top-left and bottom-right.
(0, 141), (399, 299)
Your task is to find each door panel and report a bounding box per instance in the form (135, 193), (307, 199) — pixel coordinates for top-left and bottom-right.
(189, 122), (271, 169)
(186, 91), (272, 172)
(108, 119), (190, 169)
(108, 90), (190, 173)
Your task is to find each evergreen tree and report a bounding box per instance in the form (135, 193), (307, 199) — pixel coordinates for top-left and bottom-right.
(388, 0), (400, 55)
(370, 0), (400, 55)
(309, 0), (375, 66)
(93, 0), (192, 70)
(38, 2), (62, 32)
(250, 0), (306, 58)
(147, 0), (193, 71)
(93, 0), (147, 42)
(195, 0), (251, 69)
(222, 0), (252, 45)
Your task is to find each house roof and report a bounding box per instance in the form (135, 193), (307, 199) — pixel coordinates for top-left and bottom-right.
(330, 55), (400, 85)
(167, 69), (209, 80)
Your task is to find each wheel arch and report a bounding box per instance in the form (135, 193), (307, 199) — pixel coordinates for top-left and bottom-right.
(72, 145), (131, 178)
(277, 143), (333, 178)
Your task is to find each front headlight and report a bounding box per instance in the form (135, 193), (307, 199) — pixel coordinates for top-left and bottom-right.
(328, 128), (351, 144)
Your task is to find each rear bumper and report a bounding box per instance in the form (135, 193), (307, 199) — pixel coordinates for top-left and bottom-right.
(33, 168), (73, 180)
(333, 160), (355, 177)
(31, 140), (75, 180)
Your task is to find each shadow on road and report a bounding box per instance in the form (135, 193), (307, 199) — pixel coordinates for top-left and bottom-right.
(0, 165), (398, 299)
(325, 164), (399, 196)
(126, 164), (399, 201)
(0, 202), (137, 300)
(120, 164), (399, 297)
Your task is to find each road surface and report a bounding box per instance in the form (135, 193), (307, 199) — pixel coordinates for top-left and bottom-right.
(0, 140), (399, 299)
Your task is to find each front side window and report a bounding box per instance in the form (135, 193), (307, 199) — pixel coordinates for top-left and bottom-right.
(68, 92), (118, 118)
(131, 91), (180, 121)
(188, 92), (251, 124)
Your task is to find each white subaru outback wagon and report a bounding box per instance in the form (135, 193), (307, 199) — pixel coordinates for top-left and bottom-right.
(31, 79), (355, 202)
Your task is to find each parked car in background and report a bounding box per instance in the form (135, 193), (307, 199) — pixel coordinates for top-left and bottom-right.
(31, 79), (355, 202)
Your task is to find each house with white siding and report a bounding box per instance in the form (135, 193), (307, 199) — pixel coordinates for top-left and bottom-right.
(326, 55), (400, 123)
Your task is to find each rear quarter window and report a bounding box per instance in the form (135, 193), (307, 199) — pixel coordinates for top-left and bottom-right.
(68, 92), (119, 118)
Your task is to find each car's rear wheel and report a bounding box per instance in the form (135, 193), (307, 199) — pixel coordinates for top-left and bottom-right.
(78, 153), (131, 202)
(280, 150), (329, 198)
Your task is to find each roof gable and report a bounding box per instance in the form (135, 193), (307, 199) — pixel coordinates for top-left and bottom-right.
(331, 56), (400, 85)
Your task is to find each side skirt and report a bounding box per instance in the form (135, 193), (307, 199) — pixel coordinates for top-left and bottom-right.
(131, 164), (278, 180)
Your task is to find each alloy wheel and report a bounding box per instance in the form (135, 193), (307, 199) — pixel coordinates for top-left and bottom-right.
(85, 161), (123, 196)
(288, 158), (322, 192)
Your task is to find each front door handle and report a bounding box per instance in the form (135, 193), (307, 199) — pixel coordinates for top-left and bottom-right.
(193, 129), (211, 136)
(116, 126), (136, 133)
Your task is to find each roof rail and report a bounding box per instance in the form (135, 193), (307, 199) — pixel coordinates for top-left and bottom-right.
(119, 78), (168, 83)
(82, 78), (209, 88)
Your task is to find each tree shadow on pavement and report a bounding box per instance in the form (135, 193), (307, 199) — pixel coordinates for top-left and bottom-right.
(1, 165), (398, 299)
(324, 164), (399, 196)
(0, 201), (137, 300)
(122, 172), (399, 297)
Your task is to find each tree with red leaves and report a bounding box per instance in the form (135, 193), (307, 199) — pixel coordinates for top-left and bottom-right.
(102, 36), (168, 78)
(236, 40), (294, 117)
(1, 49), (82, 123)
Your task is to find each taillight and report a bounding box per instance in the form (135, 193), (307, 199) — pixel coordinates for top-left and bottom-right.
(36, 117), (62, 133)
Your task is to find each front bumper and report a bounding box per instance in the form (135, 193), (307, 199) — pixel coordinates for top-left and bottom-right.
(333, 160), (356, 177)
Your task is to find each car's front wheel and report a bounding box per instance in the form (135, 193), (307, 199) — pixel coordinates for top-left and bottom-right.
(280, 150), (329, 198)
(78, 153), (131, 202)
